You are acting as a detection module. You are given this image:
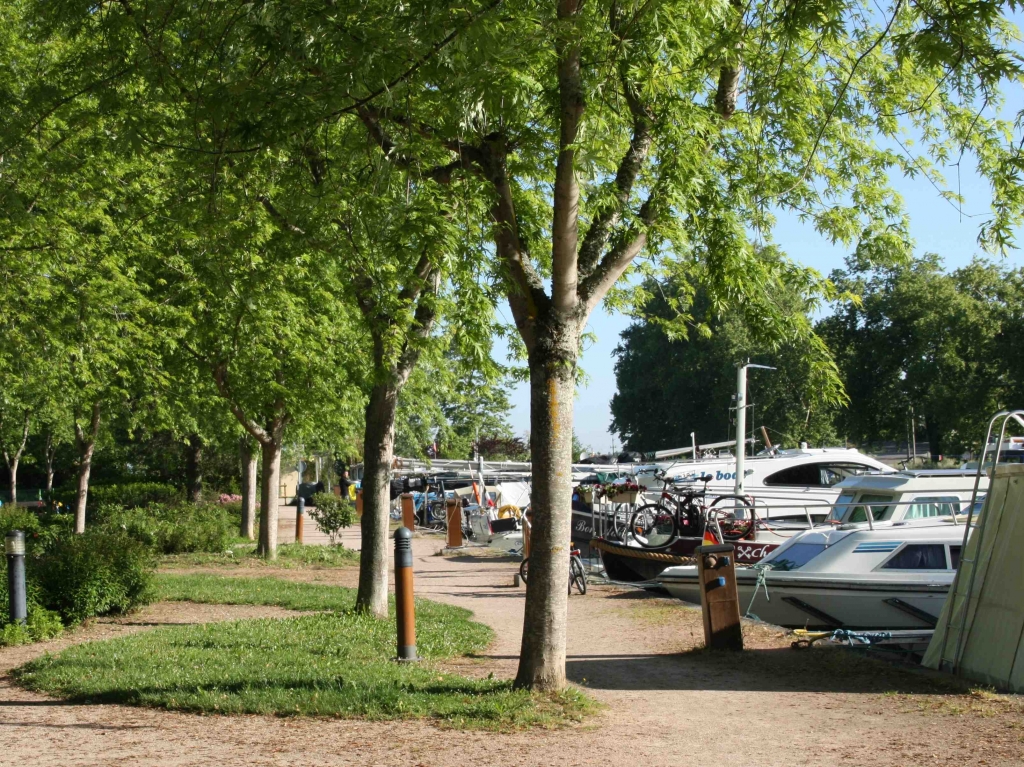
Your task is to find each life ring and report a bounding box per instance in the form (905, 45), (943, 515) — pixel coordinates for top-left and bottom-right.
(497, 504), (522, 520)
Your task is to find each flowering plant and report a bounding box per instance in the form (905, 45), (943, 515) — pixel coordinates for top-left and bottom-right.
(596, 480), (640, 499)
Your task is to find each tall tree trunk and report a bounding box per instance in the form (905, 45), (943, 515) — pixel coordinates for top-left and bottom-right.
(355, 381), (400, 618)
(257, 438), (282, 559)
(240, 436), (258, 540)
(3, 409), (30, 505)
(44, 430), (56, 495)
(185, 433), (204, 503)
(73, 403), (101, 534)
(514, 325), (578, 691)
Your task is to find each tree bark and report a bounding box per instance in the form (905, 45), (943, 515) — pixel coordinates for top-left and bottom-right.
(355, 381), (400, 618)
(240, 436), (258, 540)
(3, 411), (30, 506)
(258, 438), (282, 559)
(73, 403), (101, 534)
(44, 430), (56, 495)
(185, 433), (204, 503)
(514, 321), (579, 691)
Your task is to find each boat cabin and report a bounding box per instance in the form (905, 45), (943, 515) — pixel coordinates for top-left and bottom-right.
(824, 469), (987, 528)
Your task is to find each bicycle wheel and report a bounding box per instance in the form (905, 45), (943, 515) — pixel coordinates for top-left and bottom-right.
(519, 557), (529, 584)
(427, 500), (447, 529)
(708, 495), (758, 540)
(570, 555), (587, 595)
(629, 503), (677, 549)
(610, 504), (632, 541)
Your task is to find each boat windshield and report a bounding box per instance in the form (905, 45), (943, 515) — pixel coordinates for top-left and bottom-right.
(767, 542), (827, 571)
(901, 496), (961, 520)
(828, 493), (893, 524)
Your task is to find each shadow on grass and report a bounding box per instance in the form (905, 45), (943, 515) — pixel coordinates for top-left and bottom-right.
(30, 674), (516, 710)
(565, 647), (972, 695)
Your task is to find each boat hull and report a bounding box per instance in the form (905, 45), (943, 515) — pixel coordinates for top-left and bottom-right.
(593, 537), (783, 582)
(661, 568), (951, 629)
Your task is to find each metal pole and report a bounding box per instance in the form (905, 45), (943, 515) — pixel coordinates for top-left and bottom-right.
(6, 530), (26, 625)
(691, 432), (696, 463)
(393, 527), (417, 661)
(295, 496), (305, 544)
(910, 407), (917, 467)
(735, 364), (747, 496)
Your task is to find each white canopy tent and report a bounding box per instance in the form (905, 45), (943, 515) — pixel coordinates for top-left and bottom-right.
(923, 463), (1024, 691)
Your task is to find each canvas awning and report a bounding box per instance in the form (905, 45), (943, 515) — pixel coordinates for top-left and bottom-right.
(922, 463), (1024, 691)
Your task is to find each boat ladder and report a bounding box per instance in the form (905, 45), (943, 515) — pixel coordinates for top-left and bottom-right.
(937, 409), (1024, 674)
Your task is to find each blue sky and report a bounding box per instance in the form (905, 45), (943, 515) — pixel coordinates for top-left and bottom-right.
(492, 157), (1024, 453)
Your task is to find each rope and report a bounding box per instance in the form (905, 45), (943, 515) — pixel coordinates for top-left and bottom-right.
(590, 539), (696, 564)
(744, 562), (773, 621)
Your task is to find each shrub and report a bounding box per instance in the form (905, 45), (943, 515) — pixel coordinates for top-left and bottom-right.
(88, 482), (182, 510)
(309, 492), (354, 545)
(0, 556), (63, 646)
(0, 507), (44, 551)
(34, 530), (155, 624)
(97, 502), (234, 555)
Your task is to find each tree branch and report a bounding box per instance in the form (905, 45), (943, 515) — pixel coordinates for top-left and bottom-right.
(257, 195), (305, 234)
(579, 198), (655, 315)
(551, 0), (585, 314)
(211, 361), (272, 445)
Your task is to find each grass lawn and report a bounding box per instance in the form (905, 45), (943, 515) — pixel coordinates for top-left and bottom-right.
(160, 542), (361, 569)
(14, 574), (593, 730)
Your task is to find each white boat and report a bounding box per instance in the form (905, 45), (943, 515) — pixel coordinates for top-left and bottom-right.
(659, 470), (986, 629)
(634, 447), (895, 523)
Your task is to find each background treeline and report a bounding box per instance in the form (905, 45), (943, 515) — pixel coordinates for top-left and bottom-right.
(612, 256), (1024, 458)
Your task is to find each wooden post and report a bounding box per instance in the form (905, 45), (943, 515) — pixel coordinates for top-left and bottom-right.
(401, 493), (416, 531)
(295, 496), (305, 544)
(355, 488), (363, 518)
(696, 543), (744, 650)
(522, 510), (532, 560)
(446, 498), (463, 548)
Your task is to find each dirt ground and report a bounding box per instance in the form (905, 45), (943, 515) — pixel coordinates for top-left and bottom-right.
(2, 515), (1022, 767)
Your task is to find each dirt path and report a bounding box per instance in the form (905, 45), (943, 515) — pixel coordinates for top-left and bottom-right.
(2, 523), (1022, 766)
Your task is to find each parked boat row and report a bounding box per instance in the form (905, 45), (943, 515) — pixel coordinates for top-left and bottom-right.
(656, 469), (987, 630)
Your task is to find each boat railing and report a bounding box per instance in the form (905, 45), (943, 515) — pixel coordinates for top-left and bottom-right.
(591, 488), (988, 536)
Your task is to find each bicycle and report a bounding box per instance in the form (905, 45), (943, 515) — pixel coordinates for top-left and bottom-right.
(628, 472), (756, 549)
(519, 543), (587, 595)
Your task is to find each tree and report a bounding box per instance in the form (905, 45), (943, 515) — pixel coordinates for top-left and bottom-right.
(612, 279), (839, 453)
(340, 0), (1024, 690)
(819, 256), (1015, 456)
(38, 0), (1024, 688)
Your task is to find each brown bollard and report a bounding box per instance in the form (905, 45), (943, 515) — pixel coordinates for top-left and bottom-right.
(401, 493), (416, 531)
(394, 526), (417, 661)
(355, 488), (363, 518)
(295, 496), (305, 544)
(696, 543), (743, 651)
(446, 498), (463, 548)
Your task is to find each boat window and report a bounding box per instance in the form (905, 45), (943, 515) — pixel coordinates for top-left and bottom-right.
(819, 463), (873, 487)
(881, 544), (948, 570)
(949, 545), (961, 569)
(765, 462), (876, 488)
(766, 542), (827, 571)
(903, 496), (961, 520)
(827, 492), (857, 523)
(764, 464), (825, 487)
(846, 493), (894, 523)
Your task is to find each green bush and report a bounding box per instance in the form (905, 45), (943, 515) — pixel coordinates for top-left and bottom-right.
(88, 483), (182, 510)
(97, 502), (234, 555)
(34, 530), (155, 624)
(308, 492), (354, 545)
(0, 555), (63, 646)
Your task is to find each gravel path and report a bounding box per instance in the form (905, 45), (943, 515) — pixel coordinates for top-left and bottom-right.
(1, 520), (1022, 766)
